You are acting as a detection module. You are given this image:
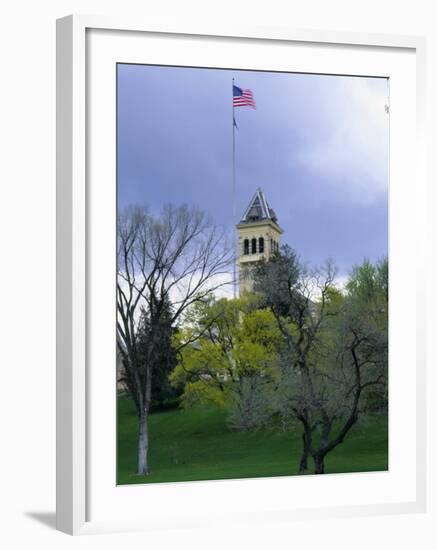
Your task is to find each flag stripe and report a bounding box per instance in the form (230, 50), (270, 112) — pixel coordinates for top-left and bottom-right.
(233, 85), (256, 109)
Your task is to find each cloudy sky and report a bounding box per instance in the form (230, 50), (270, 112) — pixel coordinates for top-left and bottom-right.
(117, 64), (389, 279)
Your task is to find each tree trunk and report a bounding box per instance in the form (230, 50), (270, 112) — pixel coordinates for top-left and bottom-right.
(314, 454), (325, 474)
(137, 411), (149, 475)
(299, 433), (309, 473)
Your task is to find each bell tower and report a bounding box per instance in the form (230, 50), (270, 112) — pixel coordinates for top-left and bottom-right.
(236, 188), (283, 294)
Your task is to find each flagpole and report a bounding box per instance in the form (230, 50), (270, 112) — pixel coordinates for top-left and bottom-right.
(232, 78), (237, 299)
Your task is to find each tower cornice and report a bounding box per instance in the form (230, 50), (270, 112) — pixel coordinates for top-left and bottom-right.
(236, 219), (283, 234)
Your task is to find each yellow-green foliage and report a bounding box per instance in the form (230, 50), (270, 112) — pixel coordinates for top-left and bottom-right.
(179, 381), (228, 408)
(170, 296), (281, 408)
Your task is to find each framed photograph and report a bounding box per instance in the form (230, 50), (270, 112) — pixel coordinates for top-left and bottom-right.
(56, 15), (427, 535)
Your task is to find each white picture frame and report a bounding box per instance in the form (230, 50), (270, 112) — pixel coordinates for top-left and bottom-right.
(56, 14), (427, 535)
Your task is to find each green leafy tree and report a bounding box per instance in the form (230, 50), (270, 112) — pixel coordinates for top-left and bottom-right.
(346, 257), (388, 303)
(344, 257), (388, 412)
(135, 298), (180, 411)
(171, 296), (281, 430)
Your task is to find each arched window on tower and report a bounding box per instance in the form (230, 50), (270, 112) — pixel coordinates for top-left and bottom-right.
(259, 237), (264, 254)
(251, 238), (257, 254)
(243, 239), (249, 255)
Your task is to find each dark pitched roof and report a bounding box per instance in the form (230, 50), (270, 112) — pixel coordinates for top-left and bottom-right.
(240, 188), (278, 224)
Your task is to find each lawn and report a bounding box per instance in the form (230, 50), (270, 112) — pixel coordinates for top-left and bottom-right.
(117, 397), (388, 485)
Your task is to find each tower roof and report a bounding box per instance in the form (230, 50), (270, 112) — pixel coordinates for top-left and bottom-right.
(240, 188), (278, 224)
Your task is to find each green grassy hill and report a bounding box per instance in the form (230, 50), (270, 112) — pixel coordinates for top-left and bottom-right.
(117, 397), (388, 485)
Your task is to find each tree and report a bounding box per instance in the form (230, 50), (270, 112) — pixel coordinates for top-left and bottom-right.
(171, 296), (281, 430)
(346, 257), (388, 303)
(137, 297), (179, 411)
(117, 204), (232, 474)
(253, 247), (388, 474)
(344, 257), (388, 413)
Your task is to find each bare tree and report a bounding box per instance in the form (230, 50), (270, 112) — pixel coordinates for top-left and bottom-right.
(254, 247), (388, 474)
(117, 204), (233, 475)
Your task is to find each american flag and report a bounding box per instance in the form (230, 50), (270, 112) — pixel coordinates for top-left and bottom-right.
(233, 85), (256, 109)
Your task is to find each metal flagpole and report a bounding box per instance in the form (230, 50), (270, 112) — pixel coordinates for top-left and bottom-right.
(232, 78), (237, 299)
